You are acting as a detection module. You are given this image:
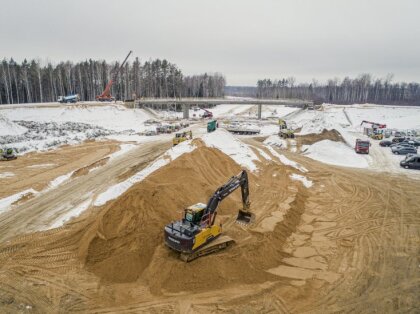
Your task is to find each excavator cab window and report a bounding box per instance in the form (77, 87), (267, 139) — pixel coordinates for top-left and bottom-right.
(184, 208), (204, 225)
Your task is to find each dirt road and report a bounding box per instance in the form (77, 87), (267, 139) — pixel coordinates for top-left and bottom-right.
(0, 139), (171, 242)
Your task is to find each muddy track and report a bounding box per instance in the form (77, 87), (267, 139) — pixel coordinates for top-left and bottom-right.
(0, 139), (171, 242)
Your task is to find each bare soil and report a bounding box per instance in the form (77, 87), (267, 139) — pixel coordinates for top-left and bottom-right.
(0, 141), (120, 199)
(0, 139), (419, 313)
(296, 128), (344, 146)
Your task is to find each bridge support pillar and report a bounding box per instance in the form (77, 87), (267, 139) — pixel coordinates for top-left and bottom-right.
(183, 104), (189, 119)
(257, 104), (262, 119)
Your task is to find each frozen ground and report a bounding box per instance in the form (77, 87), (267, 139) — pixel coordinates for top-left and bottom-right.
(302, 140), (371, 168)
(0, 104), (156, 154)
(289, 104), (420, 176)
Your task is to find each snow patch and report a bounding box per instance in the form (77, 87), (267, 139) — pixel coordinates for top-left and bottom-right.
(265, 145), (308, 173)
(303, 140), (370, 168)
(27, 163), (56, 168)
(108, 144), (137, 160)
(0, 189), (38, 214)
(0, 114), (27, 136)
(48, 199), (92, 229)
(202, 129), (260, 171)
(290, 173), (313, 188)
(255, 147), (272, 161)
(47, 171), (73, 190)
(264, 135), (288, 149)
(0, 172), (15, 178)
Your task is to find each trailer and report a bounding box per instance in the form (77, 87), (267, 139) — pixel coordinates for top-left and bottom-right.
(58, 94), (79, 103)
(227, 126), (260, 135)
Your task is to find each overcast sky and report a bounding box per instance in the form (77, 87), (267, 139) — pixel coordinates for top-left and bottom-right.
(1, 0), (419, 85)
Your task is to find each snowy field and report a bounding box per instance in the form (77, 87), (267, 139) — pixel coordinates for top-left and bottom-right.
(289, 104), (420, 177)
(0, 104), (158, 153)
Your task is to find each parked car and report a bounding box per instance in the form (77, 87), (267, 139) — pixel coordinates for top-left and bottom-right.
(392, 137), (407, 143)
(390, 142), (413, 148)
(379, 140), (392, 147)
(400, 154), (420, 169)
(392, 146), (417, 155)
(411, 140), (420, 147)
(394, 131), (402, 137)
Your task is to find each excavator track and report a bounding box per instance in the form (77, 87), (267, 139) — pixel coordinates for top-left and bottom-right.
(180, 236), (235, 262)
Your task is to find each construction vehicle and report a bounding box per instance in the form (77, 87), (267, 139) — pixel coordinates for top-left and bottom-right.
(0, 148), (17, 161)
(201, 108), (213, 118)
(173, 131), (193, 146)
(278, 119), (295, 139)
(370, 132), (384, 140)
(360, 120), (387, 129)
(207, 120), (217, 132)
(96, 51), (132, 102)
(58, 94), (79, 103)
(164, 170), (254, 262)
(361, 120), (386, 140)
(355, 139), (370, 154)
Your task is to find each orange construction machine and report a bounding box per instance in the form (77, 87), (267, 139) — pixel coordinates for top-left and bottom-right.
(96, 51), (132, 102)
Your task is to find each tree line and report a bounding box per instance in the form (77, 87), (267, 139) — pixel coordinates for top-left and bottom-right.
(0, 58), (226, 104)
(256, 74), (420, 105)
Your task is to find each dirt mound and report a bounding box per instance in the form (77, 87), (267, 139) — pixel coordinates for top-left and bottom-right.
(79, 146), (247, 283)
(78, 143), (309, 292)
(297, 129), (344, 145)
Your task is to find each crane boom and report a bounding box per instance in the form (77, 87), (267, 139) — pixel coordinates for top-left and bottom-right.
(96, 51), (132, 101)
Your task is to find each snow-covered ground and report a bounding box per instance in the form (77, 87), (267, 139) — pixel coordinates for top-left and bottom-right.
(0, 104), (150, 132)
(0, 104), (157, 154)
(289, 104), (420, 176)
(302, 139), (371, 168)
(202, 129), (260, 171)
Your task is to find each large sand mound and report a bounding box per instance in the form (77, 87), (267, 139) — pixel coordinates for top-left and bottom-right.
(77, 143), (307, 292)
(79, 146), (245, 282)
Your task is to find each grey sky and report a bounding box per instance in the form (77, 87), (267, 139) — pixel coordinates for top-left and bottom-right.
(1, 0), (419, 85)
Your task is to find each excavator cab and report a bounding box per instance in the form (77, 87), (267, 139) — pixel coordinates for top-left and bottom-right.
(184, 203), (206, 224)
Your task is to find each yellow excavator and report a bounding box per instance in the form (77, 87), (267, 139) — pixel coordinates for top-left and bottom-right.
(164, 170), (254, 262)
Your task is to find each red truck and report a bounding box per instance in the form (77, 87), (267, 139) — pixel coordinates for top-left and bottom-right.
(355, 139), (370, 154)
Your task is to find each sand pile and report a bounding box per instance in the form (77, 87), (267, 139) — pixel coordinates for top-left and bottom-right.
(78, 142), (308, 292)
(297, 129), (344, 145)
(79, 145), (248, 283)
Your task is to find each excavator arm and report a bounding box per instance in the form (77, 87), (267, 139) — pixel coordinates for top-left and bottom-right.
(201, 170), (253, 227)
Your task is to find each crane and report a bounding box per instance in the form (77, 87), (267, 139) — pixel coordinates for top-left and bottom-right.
(96, 51), (132, 102)
(164, 170), (254, 262)
(360, 120), (387, 129)
(201, 108), (213, 118)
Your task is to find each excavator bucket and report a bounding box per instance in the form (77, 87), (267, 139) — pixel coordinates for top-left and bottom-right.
(236, 210), (255, 225)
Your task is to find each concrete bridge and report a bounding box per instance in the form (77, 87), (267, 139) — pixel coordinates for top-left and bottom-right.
(135, 98), (312, 119)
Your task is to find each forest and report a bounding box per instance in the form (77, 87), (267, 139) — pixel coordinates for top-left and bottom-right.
(0, 58), (226, 104)
(256, 74), (420, 105)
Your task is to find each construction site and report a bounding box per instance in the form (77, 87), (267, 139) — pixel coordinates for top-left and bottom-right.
(0, 96), (419, 313)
